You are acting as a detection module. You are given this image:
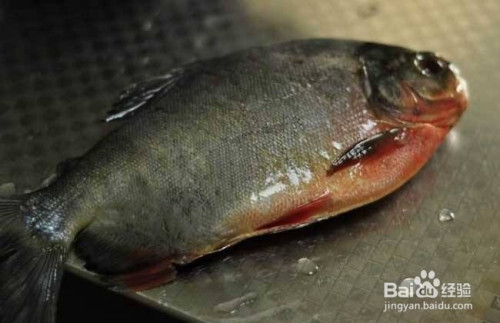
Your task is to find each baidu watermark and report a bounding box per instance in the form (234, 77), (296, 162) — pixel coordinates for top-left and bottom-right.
(383, 270), (473, 312)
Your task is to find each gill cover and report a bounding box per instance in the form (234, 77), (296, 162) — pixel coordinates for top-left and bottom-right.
(358, 43), (463, 126)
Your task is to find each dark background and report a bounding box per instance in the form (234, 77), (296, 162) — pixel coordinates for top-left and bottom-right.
(58, 273), (183, 322)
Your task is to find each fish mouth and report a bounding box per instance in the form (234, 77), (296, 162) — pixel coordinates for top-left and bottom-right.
(400, 73), (468, 128)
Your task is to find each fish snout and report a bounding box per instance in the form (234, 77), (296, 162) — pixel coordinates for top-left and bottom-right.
(399, 54), (469, 128)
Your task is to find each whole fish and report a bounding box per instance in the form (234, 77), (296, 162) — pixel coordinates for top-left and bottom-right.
(0, 39), (467, 323)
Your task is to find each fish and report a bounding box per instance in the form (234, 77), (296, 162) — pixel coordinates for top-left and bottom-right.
(0, 39), (468, 323)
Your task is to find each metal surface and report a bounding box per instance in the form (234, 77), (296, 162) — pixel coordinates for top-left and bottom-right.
(0, 0), (499, 322)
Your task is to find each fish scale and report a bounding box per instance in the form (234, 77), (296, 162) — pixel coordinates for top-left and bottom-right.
(0, 39), (467, 323)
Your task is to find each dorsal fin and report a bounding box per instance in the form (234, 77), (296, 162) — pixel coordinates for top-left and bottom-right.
(105, 68), (185, 122)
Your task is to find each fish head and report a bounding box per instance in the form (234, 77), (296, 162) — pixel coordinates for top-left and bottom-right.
(359, 44), (468, 128)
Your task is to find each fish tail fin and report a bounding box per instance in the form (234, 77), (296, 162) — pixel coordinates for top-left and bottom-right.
(0, 196), (67, 323)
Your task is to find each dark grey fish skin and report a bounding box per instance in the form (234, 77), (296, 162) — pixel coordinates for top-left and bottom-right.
(35, 39), (379, 273)
(0, 39), (467, 323)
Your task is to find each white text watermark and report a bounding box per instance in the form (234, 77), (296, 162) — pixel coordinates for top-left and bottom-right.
(382, 270), (473, 312)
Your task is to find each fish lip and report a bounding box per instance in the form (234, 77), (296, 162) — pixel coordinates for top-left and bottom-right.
(399, 74), (468, 128)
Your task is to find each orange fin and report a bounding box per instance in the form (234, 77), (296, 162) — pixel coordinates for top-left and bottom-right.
(327, 128), (403, 175)
(258, 193), (333, 230)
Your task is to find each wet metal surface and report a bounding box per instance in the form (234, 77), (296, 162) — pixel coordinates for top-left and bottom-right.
(1, 0), (500, 322)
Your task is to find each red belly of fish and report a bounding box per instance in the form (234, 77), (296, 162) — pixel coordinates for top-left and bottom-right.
(223, 125), (448, 246)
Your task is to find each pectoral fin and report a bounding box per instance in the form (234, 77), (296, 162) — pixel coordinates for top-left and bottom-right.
(327, 128), (404, 175)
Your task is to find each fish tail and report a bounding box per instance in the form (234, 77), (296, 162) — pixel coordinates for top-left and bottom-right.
(0, 196), (67, 323)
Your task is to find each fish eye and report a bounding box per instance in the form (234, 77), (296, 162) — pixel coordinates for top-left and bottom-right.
(414, 53), (447, 77)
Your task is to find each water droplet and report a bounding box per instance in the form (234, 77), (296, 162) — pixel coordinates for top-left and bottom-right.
(438, 209), (455, 222)
(395, 128), (408, 142)
(332, 141), (343, 150)
(319, 150), (331, 160)
(0, 182), (15, 197)
(297, 258), (319, 276)
(214, 292), (257, 313)
(361, 120), (377, 131)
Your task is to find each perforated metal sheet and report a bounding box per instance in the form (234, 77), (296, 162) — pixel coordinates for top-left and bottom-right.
(0, 0), (499, 322)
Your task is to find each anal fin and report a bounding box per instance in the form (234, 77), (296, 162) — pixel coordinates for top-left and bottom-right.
(76, 216), (180, 292)
(105, 259), (176, 291)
